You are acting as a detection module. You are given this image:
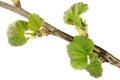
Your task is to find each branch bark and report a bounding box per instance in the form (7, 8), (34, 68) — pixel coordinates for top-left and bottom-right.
(0, 1), (120, 68)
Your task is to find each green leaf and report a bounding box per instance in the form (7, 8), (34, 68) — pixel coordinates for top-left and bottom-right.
(74, 17), (87, 30)
(86, 60), (103, 78)
(28, 14), (44, 31)
(67, 36), (94, 69)
(63, 2), (88, 36)
(7, 20), (28, 46)
(71, 56), (88, 70)
(63, 2), (88, 25)
(87, 52), (103, 78)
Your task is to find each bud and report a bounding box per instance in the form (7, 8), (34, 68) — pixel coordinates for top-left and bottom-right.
(11, 0), (21, 8)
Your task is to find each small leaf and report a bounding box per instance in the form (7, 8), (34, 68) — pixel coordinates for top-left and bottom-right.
(71, 56), (88, 70)
(63, 2), (88, 36)
(86, 60), (103, 78)
(74, 17), (87, 30)
(28, 14), (44, 31)
(67, 36), (94, 69)
(63, 2), (88, 25)
(7, 20), (28, 46)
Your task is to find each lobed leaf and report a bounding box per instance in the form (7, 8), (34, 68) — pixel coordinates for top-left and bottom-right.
(86, 60), (103, 78)
(63, 2), (88, 25)
(67, 36), (94, 69)
(7, 20), (28, 46)
(63, 2), (88, 36)
(28, 14), (44, 31)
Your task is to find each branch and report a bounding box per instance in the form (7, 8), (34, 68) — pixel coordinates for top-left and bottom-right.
(0, 1), (120, 68)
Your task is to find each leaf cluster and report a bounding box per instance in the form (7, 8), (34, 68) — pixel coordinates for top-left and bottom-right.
(7, 14), (44, 46)
(6, 1), (104, 79)
(64, 2), (103, 78)
(67, 36), (103, 78)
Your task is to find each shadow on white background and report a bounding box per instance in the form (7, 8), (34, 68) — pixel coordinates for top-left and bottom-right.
(0, 0), (120, 80)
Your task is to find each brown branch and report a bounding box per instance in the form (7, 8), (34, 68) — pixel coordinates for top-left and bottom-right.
(0, 1), (120, 68)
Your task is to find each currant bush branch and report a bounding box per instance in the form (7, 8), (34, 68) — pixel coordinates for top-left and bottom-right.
(0, 0), (120, 69)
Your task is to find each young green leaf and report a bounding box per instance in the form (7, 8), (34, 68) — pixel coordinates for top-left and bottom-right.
(7, 20), (28, 46)
(64, 2), (88, 24)
(86, 60), (103, 78)
(63, 2), (88, 36)
(67, 36), (94, 69)
(28, 14), (44, 31)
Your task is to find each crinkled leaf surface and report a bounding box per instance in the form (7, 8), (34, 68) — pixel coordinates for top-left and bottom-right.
(67, 36), (94, 69)
(7, 20), (28, 46)
(86, 60), (103, 78)
(28, 14), (44, 31)
(67, 36), (94, 58)
(70, 56), (88, 70)
(63, 2), (88, 36)
(63, 2), (88, 26)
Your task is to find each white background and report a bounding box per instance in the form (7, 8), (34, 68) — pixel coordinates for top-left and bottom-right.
(0, 0), (120, 80)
